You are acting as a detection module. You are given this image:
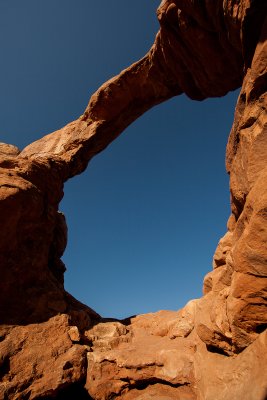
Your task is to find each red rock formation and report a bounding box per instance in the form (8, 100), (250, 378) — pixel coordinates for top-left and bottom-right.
(0, 1), (266, 399)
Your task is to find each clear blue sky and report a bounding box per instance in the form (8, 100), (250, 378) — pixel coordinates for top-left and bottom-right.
(0, 1), (239, 319)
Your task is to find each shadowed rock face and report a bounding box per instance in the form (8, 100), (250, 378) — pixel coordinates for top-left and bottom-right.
(0, 1), (266, 399)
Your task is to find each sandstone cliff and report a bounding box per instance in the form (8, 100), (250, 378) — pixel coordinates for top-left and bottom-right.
(0, 1), (266, 399)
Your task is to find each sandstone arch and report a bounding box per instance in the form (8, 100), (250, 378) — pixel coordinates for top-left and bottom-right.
(0, 1), (266, 399)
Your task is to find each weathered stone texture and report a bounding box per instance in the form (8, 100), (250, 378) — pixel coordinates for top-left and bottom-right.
(0, 1), (266, 399)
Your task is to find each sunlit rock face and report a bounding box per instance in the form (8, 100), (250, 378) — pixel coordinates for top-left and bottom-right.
(0, 1), (266, 399)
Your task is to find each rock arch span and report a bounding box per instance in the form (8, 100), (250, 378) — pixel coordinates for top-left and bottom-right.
(0, 1), (266, 399)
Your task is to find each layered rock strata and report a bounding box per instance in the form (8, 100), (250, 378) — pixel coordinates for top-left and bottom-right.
(0, 0), (266, 399)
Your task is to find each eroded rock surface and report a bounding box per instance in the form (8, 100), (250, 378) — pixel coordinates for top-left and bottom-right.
(84, 314), (267, 400)
(0, 0), (266, 399)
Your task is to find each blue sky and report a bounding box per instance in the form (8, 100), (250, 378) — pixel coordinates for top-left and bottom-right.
(0, 1), (239, 319)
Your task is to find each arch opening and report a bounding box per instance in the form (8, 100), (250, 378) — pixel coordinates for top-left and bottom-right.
(61, 90), (239, 319)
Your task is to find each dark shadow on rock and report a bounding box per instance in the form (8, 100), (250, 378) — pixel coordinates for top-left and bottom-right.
(38, 381), (94, 400)
(101, 315), (137, 326)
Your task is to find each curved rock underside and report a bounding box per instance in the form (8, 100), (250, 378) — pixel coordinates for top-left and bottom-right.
(0, 0), (267, 399)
